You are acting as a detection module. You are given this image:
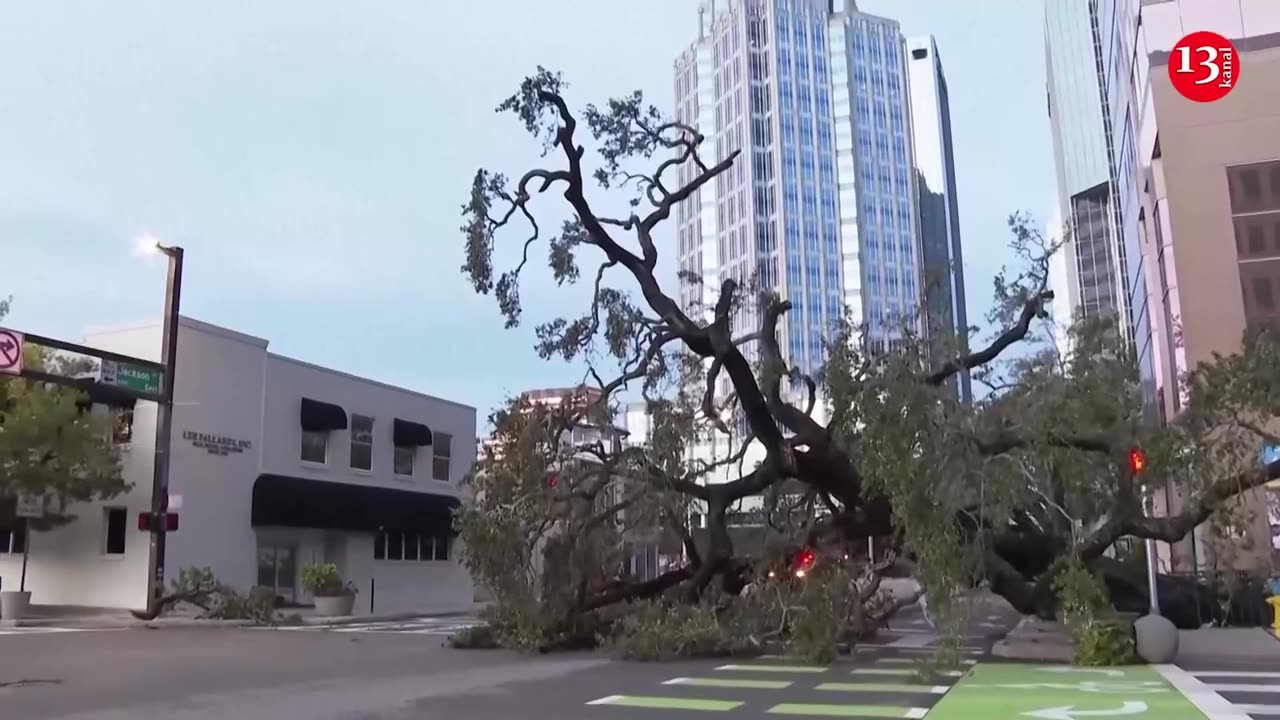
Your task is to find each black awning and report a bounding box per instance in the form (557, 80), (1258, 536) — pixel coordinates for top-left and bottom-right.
(251, 474), (461, 534)
(300, 398), (348, 432)
(392, 418), (433, 447)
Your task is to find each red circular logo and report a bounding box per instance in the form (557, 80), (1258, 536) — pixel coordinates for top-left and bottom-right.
(1169, 31), (1240, 103)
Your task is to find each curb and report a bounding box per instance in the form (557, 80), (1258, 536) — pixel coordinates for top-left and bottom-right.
(299, 607), (484, 627)
(4, 603), (490, 631)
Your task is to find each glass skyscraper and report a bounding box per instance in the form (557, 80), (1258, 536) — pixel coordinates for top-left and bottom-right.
(906, 34), (971, 404)
(1044, 0), (1130, 337)
(674, 0), (933, 381)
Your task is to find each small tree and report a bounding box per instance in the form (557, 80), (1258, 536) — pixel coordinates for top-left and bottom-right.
(0, 300), (128, 528)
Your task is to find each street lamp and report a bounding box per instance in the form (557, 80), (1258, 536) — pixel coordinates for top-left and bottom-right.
(138, 236), (184, 613)
(1128, 447), (1159, 615)
(1128, 445), (1178, 662)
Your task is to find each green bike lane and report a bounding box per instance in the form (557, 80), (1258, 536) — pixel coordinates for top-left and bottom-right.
(926, 664), (1214, 720)
(582, 661), (1227, 719)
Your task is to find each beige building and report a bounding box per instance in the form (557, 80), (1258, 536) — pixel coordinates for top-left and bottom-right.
(1137, 30), (1280, 574)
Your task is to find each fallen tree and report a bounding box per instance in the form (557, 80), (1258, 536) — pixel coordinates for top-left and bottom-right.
(453, 69), (1280, 654)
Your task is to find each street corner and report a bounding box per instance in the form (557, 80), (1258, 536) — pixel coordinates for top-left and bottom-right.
(924, 663), (1213, 720)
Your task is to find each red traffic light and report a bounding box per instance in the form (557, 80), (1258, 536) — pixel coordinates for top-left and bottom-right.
(547, 473), (559, 489)
(792, 547), (817, 575)
(138, 512), (180, 532)
(1128, 447), (1146, 474)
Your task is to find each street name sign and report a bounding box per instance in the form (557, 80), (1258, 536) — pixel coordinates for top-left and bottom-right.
(16, 494), (47, 518)
(100, 359), (163, 394)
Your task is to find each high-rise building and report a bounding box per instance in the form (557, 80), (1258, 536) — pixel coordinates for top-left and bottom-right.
(1044, 0), (1129, 340)
(832, 4), (923, 351)
(906, 34), (971, 404)
(1088, 0), (1280, 573)
(674, 0), (843, 383)
(673, 0), (926, 383)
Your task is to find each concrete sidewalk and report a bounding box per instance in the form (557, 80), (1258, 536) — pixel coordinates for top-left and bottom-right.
(6, 601), (489, 629)
(1174, 626), (1280, 664)
(992, 614), (1280, 664)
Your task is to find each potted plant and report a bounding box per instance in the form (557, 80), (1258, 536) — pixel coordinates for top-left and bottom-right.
(301, 563), (357, 617)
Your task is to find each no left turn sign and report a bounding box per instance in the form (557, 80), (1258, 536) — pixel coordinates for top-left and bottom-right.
(0, 328), (23, 375)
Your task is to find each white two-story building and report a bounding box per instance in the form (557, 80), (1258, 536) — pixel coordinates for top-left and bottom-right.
(0, 316), (476, 615)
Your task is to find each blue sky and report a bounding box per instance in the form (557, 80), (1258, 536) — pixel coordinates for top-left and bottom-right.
(0, 1), (1054, 429)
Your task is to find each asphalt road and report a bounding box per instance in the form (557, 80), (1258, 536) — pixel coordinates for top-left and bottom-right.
(0, 602), (1024, 720)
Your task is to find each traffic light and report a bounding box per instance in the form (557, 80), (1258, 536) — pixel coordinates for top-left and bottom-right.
(793, 547), (817, 577)
(1128, 447), (1146, 475)
(547, 472), (560, 490)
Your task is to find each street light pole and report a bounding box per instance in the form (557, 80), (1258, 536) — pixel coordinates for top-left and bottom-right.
(146, 244), (183, 612)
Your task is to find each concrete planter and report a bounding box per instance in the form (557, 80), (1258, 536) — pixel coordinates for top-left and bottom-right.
(313, 593), (356, 617)
(1, 590), (32, 622)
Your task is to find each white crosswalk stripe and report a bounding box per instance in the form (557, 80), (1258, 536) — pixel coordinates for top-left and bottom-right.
(1163, 665), (1280, 720)
(0, 626), (125, 635)
(268, 616), (484, 635)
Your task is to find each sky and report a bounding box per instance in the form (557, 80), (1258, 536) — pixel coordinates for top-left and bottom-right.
(0, 0), (1056, 431)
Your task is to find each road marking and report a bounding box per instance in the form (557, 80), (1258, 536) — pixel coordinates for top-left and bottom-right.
(855, 644), (984, 654)
(1192, 671), (1280, 679)
(876, 657), (976, 665)
(1206, 683), (1280, 693)
(586, 695), (741, 711)
(0, 627), (127, 635)
(816, 682), (949, 694)
(1023, 701), (1148, 718)
(932, 664), (1213, 720)
(1152, 665), (1254, 720)
(1235, 704), (1280, 714)
(851, 668), (964, 677)
(664, 677), (792, 689)
(716, 664), (827, 673)
(767, 704), (928, 717)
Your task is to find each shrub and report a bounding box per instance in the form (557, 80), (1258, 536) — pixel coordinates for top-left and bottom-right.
(163, 566), (283, 624)
(1071, 620), (1136, 666)
(301, 563), (354, 596)
(210, 586), (279, 623)
(603, 598), (762, 661)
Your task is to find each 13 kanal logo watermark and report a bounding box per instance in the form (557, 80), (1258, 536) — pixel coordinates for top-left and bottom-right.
(1169, 31), (1239, 102)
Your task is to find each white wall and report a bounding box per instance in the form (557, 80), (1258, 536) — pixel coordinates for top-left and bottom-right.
(4, 315), (478, 612)
(260, 355), (475, 490)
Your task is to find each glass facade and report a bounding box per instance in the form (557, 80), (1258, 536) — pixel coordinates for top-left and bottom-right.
(842, 12), (919, 346)
(1090, 0), (1155, 413)
(676, 0), (923, 378)
(1045, 0), (1128, 336)
(907, 35), (971, 404)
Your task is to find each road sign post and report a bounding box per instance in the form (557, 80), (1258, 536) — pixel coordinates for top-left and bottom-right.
(0, 328), (23, 375)
(15, 494), (46, 593)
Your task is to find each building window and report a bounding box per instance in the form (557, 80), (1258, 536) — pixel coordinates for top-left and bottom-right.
(0, 519), (27, 554)
(1229, 161), (1280, 330)
(393, 446), (415, 477)
(104, 507), (127, 555)
(374, 530), (450, 562)
(350, 414), (374, 471)
(301, 429), (328, 464)
(432, 432), (452, 481)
